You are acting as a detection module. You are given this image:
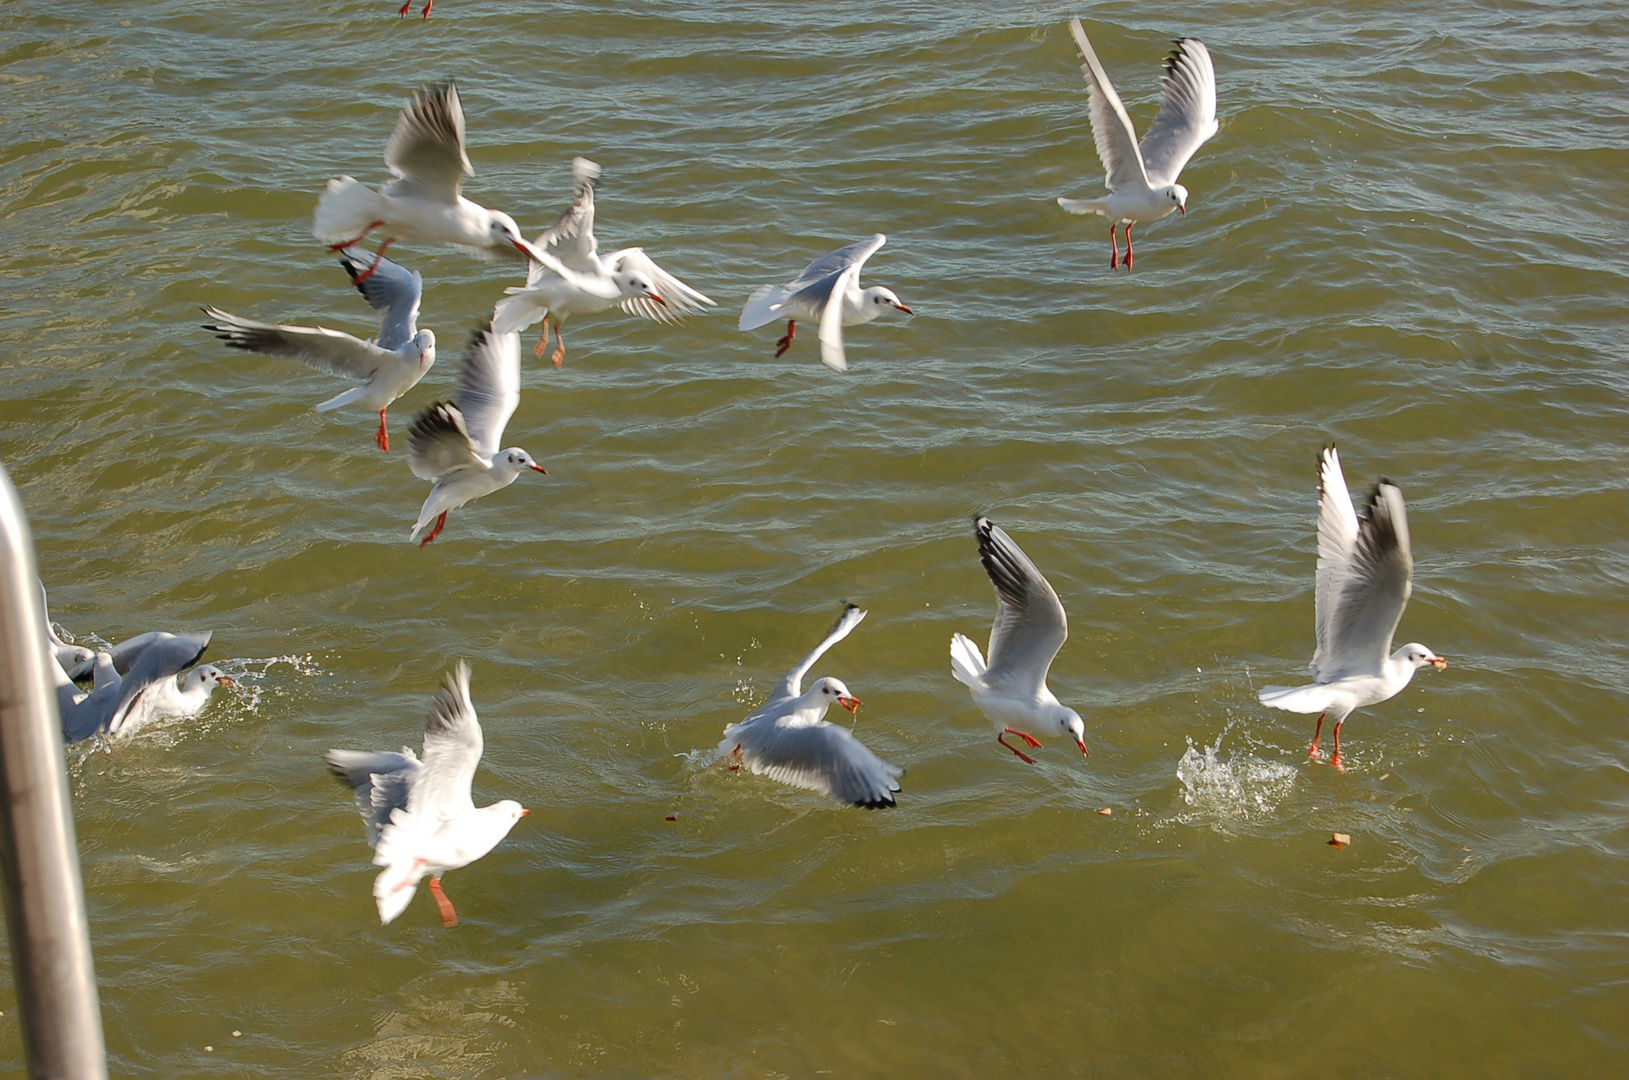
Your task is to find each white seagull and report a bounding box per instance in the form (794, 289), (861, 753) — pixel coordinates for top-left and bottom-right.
(718, 604), (902, 808)
(1056, 18), (1217, 269)
(203, 249), (434, 451)
(951, 517), (1088, 764)
(1258, 446), (1448, 771)
(312, 82), (547, 277)
(738, 234), (912, 373)
(50, 631), (232, 743)
(327, 661), (528, 927)
(491, 157), (716, 368)
(406, 328), (544, 546)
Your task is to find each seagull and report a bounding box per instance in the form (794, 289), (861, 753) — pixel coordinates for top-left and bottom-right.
(202, 250), (435, 451)
(326, 661), (528, 927)
(718, 604), (902, 808)
(738, 234), (912, 373)
(50, 631), (231, 742)
(491, 158), (716, 368)
(312, 83), (548, 278)
(1056, 18), (1217, 269)
(1258, 446), (1449, 771)
(950, 517), (1088, 764)
(406, 328), (544, 546)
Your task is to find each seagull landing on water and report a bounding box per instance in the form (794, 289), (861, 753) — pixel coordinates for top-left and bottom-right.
(327, 661), (528, 927)
(48, 631), (233, 743)
(738, 234), (911, 373)
(718, 604), (902, 808)
(406, 328), (544, 546)
(951, 517), (1088, 765)
(313, 83), (547, 279)
(1258, 446), (1449, 771)
(202, 249), (434, 451)
(1056, 18), (1217, 270)
(491, 157), (715, 368)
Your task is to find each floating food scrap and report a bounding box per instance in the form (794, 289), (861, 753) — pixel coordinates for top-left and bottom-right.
(1329, 832), (1352, 849)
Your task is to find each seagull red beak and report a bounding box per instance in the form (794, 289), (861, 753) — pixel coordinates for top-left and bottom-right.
(1178, 204), (1187, 215)
(893, 302), (913, 314)
(529, 464), (546, 474)
(649, 294), (668, 305)
(1076, 736), (1089, 758)
(513, 238), (548, 263)
(838, 695), (862, 715)
(520, 808), (531, 816)
(1430, 656), (1448, 670)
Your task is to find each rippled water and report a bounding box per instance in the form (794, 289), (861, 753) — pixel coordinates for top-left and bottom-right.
(3, 0), (1627, 1075)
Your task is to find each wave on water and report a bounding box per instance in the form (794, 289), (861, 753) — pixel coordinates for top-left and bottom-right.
(1173, 726), (1298, 825)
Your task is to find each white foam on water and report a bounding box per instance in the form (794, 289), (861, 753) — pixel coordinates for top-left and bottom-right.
(1174, 728), (1298, 822)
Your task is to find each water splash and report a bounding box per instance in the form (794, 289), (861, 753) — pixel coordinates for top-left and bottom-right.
(1175, 728), (1298, 821)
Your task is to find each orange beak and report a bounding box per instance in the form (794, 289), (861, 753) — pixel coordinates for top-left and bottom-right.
(520, 808), (531, 816)
(529, 464), (546, 473)
(650, 294), (668, 305)
(1178, 204), (1186, 215)
(838, 695), (862, 715)
(1076, 737), (1089, 758)
(514, 238), (548, 263)
(1430, 657), (1448, 670)
(894, 303), (913, 314)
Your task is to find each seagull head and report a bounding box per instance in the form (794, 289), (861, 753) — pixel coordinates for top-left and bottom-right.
(187, 665), (235, 692)
(414, 329), (436, 367)
(1054, 707), (1088, 758)
(815, 677), (863, 716)
(615, 270), (666, 306)
(865, 286), (912, 316)
(489, 212), (548, 263)
(501, 448), (547, 475)
(1165, 184), (1189, 215)
(1400, 643), (1448, 671)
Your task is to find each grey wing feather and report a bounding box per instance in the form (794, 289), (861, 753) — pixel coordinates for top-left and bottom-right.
(407, 661), (483, 819)
(1137, 38), (1219, 187)
(339, 250), (422, 352)
(202, 307), (385, 383)
(452, 329), (521, 458)
(382, 83), (472, 200)
(1068, 18), (1150, 191)
(770, 604), (867, 703)
(1320, 482), (1414, 680)
(784, 234), (886, 298)
(407, 402), (484, 482)
(102, 631), (211, 736)
(326, 748), (420, 848)
(977, 517), (1068, 693)
(532, 157), (601, 275)
(733, 719), (901, 809)
(1311, 445), (1360, 679)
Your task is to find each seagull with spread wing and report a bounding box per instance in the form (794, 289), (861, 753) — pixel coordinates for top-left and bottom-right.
(312, 83), (547, 279)
(718, 604), (902, 808)
(1056, 18), (1218, 269)
(951, 517), (1088, 764)
(406, 328), (544, 546)
(1258, 446), (1449, 771)
(327, 661), (528, 927)
(202, 249), (434, 451)
(491, 157), (715, 368)
(738, 234), (912, 373)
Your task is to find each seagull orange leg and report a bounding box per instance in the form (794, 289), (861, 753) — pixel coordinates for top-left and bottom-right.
(532, 319), (551, 360)
(422, 0), (433, 17)
(1124, 223), (1135, 270)
(551, 322), (566, 369)
(427, 877), (458, 927)
(1329, 720), (1346, 773)
(1308, 711), (1326, 758)
(1109, 226), (1120, 269)
(774, 320), (797, 358)
(329, 220), (386, 252)
(727, 743), (744, 772)
(419, 511), (448, 547)
(398, 0), (411, 14)
(998, 730), (1039, 765)
(374, 409), (389, 452)
(352, 237), (396, 284)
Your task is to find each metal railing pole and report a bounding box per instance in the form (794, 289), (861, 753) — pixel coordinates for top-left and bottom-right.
(0, 461), (108, 1080)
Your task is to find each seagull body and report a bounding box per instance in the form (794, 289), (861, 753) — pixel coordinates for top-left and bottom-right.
(406, 328), (544, 545)
(312, 83), (547, 272)
(49, 632), (230, 742)
(203, 250), (434, 451)
(951, 517), (1088, 764)
(1258, 446), (1448, 770)
(327, 661), (527, 927)
(719, 604), (902, 808)
(491, 158), (715, 368)
(1056, 19), (1217, 269)
(738, 234), (911, 373)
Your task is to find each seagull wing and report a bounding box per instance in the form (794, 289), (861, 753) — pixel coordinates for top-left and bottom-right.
(383, 82), (473, 201)
(817, 262), (861, 373)
(1311, 445), (1360, 679)
(104, 631), (211, 736)
(202, 307), (388, 383)
(533, 157), (601, 275)
(732, 718), (901, 808)
(326, 748), (421, 848)
(604, 247), (718, 323)
(784, 234), (886, 297)
(406, 402), (484, 482)
(1137, 38), (1218, 187)
(1319, 481), (1415, 680)
(1067, 18), (1150, 192)
(453, 328), (521, 458)
(770, 604), (867, 704)
(339, 250), (423, 352)
(976, 517), (1068, 696)
(405, 661), (483, 821)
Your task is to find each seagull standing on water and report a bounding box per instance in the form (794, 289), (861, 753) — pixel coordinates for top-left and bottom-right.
(719, 604), (902, 808)
(202, 250), (434, 451)
(406, 328), (544, 546)
(327, 661), (528, 927)
(951, 517), (1088, 764)
(1258, 446), (1448, 771)
(312, 83), (547, 278)
(738, 234), (912, 373)
(491, 158), (715, 368)
(1056, 18), (1217, 269)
